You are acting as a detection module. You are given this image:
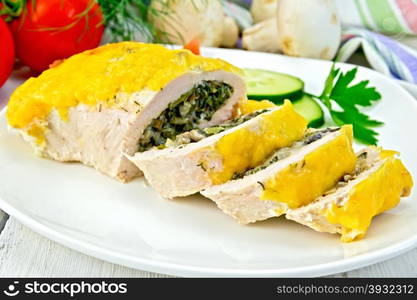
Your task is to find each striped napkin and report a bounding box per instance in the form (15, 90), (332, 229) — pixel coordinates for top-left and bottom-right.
(336, 0), (417, 35)
(236, 0), (417, 35)
(337, 28), (417, 84)
(322, 0), (417, 84)
(230, 0), (417, 84)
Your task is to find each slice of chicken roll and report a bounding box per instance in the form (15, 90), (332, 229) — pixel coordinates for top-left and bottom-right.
(201, 125), (357, 224)
(128, 101), (307, 198)
(286, 146), (413, 242)
(6, 42), (246, 182)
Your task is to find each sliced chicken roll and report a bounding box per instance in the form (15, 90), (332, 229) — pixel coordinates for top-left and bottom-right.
(7, 42), (246, 182)
(201, 125), (357, 224)
(286, 147), (413, 242)
(128, 101), (307, 198)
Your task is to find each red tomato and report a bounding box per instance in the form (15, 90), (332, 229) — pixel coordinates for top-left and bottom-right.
(0, 18), (15, 87)
(183, 38), (200, 55)
(10, 0), (104, 73)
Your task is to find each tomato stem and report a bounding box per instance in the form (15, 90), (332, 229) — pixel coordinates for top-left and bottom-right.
(0, 0), (26, 21)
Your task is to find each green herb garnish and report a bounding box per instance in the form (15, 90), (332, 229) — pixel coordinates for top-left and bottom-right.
(311, 64), (383, 145)
(97, 0), (156, 42)
(97, 0), (210, 42)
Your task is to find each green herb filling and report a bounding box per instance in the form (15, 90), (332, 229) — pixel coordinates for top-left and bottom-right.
(164, 109), (269, 148)
(138, 80), (233, 152)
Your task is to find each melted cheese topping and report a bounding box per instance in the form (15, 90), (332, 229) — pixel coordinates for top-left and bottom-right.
(324, 153), (413, 242)
(203, 101), (307, 184)
(7, 42), (240, 132)
(234, 99), (276, 117)
(261, 125), (357, 209)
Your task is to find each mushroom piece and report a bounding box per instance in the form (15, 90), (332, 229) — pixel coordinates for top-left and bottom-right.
(243, 0), (341, 60)
(221, 16), (239, 48)
(251, 0), (279, 23)
(150, 0), (225, 47)
(242, 18), (281, 52)
(277, 0), (341, 60)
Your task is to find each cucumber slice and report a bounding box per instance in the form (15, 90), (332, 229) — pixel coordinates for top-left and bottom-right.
(244, 68), (304, 104)
(292, 95), (324, 128)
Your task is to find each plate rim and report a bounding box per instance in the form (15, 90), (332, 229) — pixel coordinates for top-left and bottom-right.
(1, 197), (417, 277)
(2, 48), (417, 277)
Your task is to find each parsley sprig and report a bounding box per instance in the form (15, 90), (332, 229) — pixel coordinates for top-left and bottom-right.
(312, 64), (383, 145)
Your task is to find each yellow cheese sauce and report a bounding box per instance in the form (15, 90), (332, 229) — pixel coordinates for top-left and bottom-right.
(261, 125), (357, 209)
(204, 101), (307, 185)
(234, 99), (276, 117)
(7, 42), (240, 132)
(324, 154), (413, 242)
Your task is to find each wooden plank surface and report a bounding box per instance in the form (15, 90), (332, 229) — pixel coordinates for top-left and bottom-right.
(0, 217), (416, 277)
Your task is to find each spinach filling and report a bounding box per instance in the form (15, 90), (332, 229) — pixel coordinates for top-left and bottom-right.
(138, 80), (233, 152)
(303, 127), (340, 145)
(165, 109), (269, 147)
(232, 127), (341, 180)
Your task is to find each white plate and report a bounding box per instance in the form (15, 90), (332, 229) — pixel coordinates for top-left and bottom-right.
(1, 48), (417, 277)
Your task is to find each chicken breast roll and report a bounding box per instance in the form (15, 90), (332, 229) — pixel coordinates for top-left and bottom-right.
(286, 146), (413, 242)
(7, 42), (246, 182)
(201, 125), (357, 224)
(128, 100), (307, 198)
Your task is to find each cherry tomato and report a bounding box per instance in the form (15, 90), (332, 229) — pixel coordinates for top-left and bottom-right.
(0, 18), (15, 87)
(10, 0), (104, 73)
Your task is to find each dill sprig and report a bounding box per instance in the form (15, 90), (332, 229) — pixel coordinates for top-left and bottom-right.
(98, 0), (211, 43)
(97, 0), (158, 42)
